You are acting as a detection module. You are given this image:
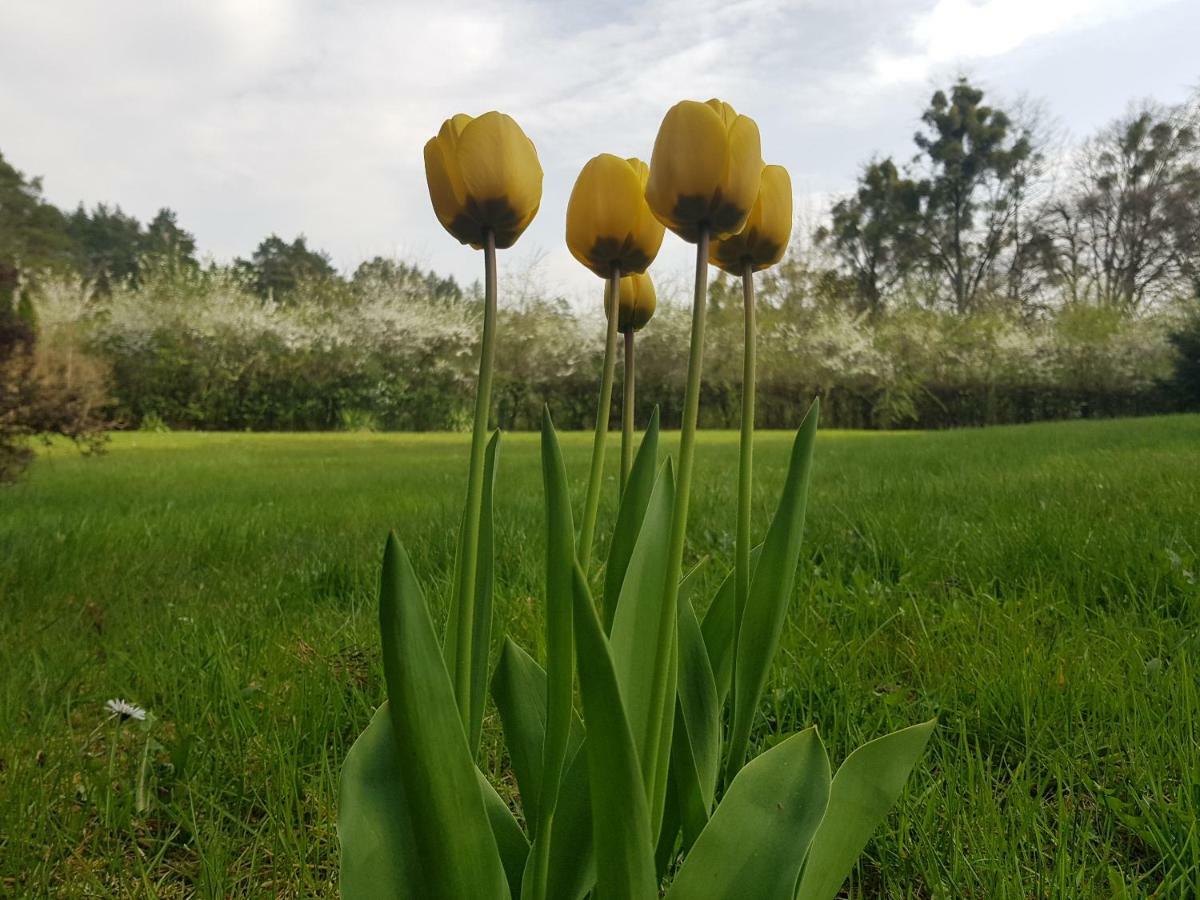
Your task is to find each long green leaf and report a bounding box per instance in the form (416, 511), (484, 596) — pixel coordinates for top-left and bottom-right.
(571, 561), (658, 900)
(667, 728), (831, 900)
(444, 429), (501, 756)
(609, 458), (677, 835)
(478, 767), (531, 900)
(338, 702), (422, 897)
(657, 563), (711, 875)
(524, 409), (578, 899)
(602, 406), (660, 632)
(470, 430), (501, 753)
(672, 591), (720, 850)
(492, 639), (594, 900)
(375, 533), (509, 899)
(491, 638), (585, 832)
(727, 400), (819, 779)
(544, 747), (597, 900)
(540, 410), (576, 816)
(795, 719), (936, 900)
(339, 700), (527, 900)
(701, 545), (760, 706)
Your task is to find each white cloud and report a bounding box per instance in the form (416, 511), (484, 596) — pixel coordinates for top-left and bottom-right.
(0, 0), (1192, 302)
(873, 0), (1177, 83)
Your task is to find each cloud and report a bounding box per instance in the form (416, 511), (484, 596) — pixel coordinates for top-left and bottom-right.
(0, 0), (1191, 302)
(872, 0), (1178, 83)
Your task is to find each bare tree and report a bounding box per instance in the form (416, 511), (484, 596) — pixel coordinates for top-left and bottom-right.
(1048, 98), (1200, 311)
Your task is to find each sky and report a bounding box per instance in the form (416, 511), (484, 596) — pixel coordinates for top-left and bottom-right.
(1, 0), (1197, 304)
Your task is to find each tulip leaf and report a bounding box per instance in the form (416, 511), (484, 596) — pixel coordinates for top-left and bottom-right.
(478, 767), (530, 900)
(726, 400), (819, 780)
(338, 702), (422, 897)
(672, 590), (720, 850)
(571, 561), (658, 900)
(609, 458), (677, 834)
(795, 719), (936, 900)
(701, 545), (761, 706)
(492, 639), (593, 900)
(375, 533), (509, 899)
(539, 408), (576, 818)
(491, 638), (585, 835)
(602, 406), (660, 632)
(339, 698), (527, 900)
(544, 747), (597, 900)
(443, 429), (501, 757)
(667, 728), (831, 900)
(522, 410), (578, 900)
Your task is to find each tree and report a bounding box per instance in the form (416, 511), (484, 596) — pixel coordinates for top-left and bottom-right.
(236, 234), (337, 301)
(351, 256), (463, 303)
(815, 158), (921, 316)
(1049, 101), (1199, 311)
(0, 150), (74, 308)
(910, 79), (1035, 313)
(142, 208), (198, 274)
(66, 203), (145, 293)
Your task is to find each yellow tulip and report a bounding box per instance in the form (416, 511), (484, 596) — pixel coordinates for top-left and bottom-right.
(608, 272), (656, 333)
(709, 165), (793, 273)
(566, 155), (665, 278)
(645, 99), (764, 243)
(423, 112), (543, 250)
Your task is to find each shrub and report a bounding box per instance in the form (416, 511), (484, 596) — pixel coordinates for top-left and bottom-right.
(0, 290), (109, 483)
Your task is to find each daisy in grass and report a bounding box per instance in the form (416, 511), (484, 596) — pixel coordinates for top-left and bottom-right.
(105, 699), (147, 722)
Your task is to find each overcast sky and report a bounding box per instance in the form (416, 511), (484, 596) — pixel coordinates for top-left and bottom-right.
(2, 0), (1197, 303)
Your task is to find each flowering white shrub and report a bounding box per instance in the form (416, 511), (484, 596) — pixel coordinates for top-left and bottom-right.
(31, 265), (1186, 431)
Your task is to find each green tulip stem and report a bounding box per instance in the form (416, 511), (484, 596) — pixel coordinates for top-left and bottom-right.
(579, 267), (622, 574)
(451, 229), (497, 734)
(643, 228), (710, 806)
(735, 261), (756, 661)
(620, 329), (635, 495)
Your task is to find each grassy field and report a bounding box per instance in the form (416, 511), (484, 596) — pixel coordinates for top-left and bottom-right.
(2, 415), (1198, 897)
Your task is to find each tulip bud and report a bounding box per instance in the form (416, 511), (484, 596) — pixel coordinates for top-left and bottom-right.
(423, 112), (543, 250)
(566, 155), (665, 279)
(645, 99), (764, 243)
(607, 272), (656, 334)
(709, 165), (793, 274)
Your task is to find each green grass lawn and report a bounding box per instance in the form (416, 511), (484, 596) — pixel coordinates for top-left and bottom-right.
(2, 416), (1199, 897)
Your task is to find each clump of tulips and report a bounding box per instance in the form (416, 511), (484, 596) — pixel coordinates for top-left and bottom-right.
(339, 100), (934, 900)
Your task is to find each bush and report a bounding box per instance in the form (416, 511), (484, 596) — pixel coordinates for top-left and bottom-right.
(1165, 301), (1200, 409)
(1, 293), (109, 483)
(28, 265), (1191, 433)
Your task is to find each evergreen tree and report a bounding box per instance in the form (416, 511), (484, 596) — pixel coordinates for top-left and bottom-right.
(236, 234), (337, 301)
(910, 79), (1034, 313)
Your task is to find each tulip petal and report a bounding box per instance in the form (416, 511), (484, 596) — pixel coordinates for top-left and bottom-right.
(424, 136), (480, 247)
(566, 154), (642, 277)
(710, 114), (763, 239)
(646, 100), (730, 242)
(615, 273), (656, 333)
(458, 111), (543, 245)
(624, 157), (665, 274)
(710, 163), (793, 273)
(566, 155), (664, 277)
(749, 164), (792, 270)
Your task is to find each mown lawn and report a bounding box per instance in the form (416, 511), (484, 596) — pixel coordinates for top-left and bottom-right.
(2, 416), (1198, 897)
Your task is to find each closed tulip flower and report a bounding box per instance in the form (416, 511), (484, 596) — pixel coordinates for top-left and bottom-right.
(422, 110), (542, 739)
(710, 165), (793, 274)
(567, 155), (665, 278)
(645, 99), (764, 243)
(609, 272), (656, 333)
(570, 156), (664, 570)
(423, 112), (542, 250)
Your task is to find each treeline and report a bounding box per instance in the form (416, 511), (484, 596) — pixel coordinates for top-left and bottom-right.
(2, 78), (1199, 441)
(817, 79), (1200, 316)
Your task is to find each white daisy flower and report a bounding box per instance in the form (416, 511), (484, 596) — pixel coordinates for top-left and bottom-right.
(105, 699), (147, 721)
